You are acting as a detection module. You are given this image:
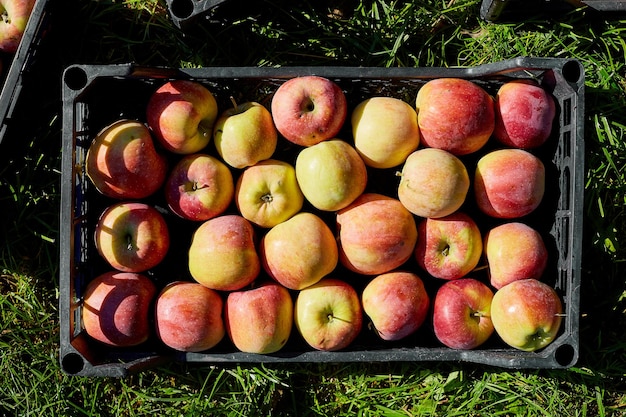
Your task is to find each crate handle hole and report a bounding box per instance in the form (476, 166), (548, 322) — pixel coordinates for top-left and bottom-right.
(169, 0), (194, 19)
(64, 67), (89, 92)
(554, 343), (577, 367)
(562, 60), (583, 84)
(61, 352), (85, 375)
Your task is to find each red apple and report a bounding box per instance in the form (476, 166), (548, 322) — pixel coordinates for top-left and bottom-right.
(294, 278), (362, 351)
(271, 75), (347, 147)
(415, 78), (494, 155)
(337, 193), (417, 276)
(414, 212), (483, 281)
(474, 149), (545, 219)
(155, 281), (225, 352)
(146, 80), (218, 154)
(494, 80), (556, 149)
(432, 278), (495, 350)
(260, 212), (338, 290)
(165, 153), (234, 222)
(0, 0), (35, 53)
(94, 202), (170, 273)
(82, 271), (156, 347)
(225, 281), (293, 354)
(85, 119), (167, 200)
(188, 215), (260, 291)
(484, 222), (548, 289)
(361, 271), (430, 341)
(491, 279), (563, 351)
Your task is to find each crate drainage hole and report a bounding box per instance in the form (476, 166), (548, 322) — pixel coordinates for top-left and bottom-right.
(169, 0), (194, 19)
(64, 67), (89, 92)
(554, 343), (577, 367)
(62, 352), (85, 375)
(562, 60), (583, 84)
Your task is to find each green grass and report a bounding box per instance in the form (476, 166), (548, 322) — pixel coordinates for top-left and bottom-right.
(1, 0), (626, 415)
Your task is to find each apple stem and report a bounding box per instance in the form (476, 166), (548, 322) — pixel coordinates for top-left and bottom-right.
(229, 96), (238, 110)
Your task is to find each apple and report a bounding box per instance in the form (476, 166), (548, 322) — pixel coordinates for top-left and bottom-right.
(94, 202), (170, 273)
(494, 80), (556, 149)
(146, 80), (218, 154)
(397, 148), (469, 219)
(225, 281), (293, 354)
(154, 281), (225, 352)
(82, 271), (156, 347)
(295, 139), (367, 211)
(351, 96), (420, 169)
(484, 222), (548, 289)
(474, 149), (545, 219)
(235, 159), (304, 228)
(0, 0), (35, 54)
(490, 279), (563, 351)
(361, 271), (430, 341)
(213, 99), (278, 169)
(415, 78), (494, 155)
(188, 215), (260, 291)
(165, 153), (234, 222)
(260, 212), (338, 290)
(294, 278), (362, 351)
(337, 193), (417, 276)
(271, 75), (347, 147)
(432, 278), (494, 350)
(414, 212), (483, 281)
(85, 119), (167, 200)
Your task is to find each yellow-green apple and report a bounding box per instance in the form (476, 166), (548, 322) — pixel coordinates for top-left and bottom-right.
(432, 278), (494, 350)
(0, 0), (35, 53)
(415, 78), (494, 155)
(225, 281), (293, 354)
(351, 96), (420, 169)
(86, 119), (167, 200)
(146, 80), (218, 154)
(294, 278), (362, 351)
(271, 75), (347, 147)
(295, 139), (367, 211)
(82, 271), (156, 347)
(235, 159), (304, 228)
(260, 212), (338, 290)
(213, 100), (278, 169)
(414, 212), (483, 281)
(337, 193), (417, 276)
(484, 222), (548, 289)
(165, 153), (234, 222)
(154, 281), (225, 352)
(397, 148), (469, 218)
(361, 271), (430, 341)
(188, 215), (260, 291)
(94, 202), (170, 273)
(494, 80), (556, 149)
(491, 279), (563, 351)
(474, 149), (545, 218)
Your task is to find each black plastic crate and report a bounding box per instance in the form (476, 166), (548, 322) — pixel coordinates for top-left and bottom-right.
(59, 57), (585, 377)
(0, 0), (53, 147)
(165, 0), (230, 29)
(480, 0), (626, 21)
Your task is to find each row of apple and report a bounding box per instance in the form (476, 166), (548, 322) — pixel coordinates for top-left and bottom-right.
(81, 74), (562, 355)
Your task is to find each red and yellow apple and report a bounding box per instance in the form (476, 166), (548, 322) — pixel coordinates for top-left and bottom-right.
(0, 0), (36, 53)
(94, 202), (170, 273)
(225, 281), (293, 354)
(154, 281), (225, 352)
(398, 148), (469, 218)
(271, 75), (347, 147)
(415, 78), (494, 155)
(361, 271), (430, 341)
(235, 159), (304, 228)
(351, 96), (420, 169)
(165, 153), (234, 222)
(260, 212), (338, 290)
(146, 80), (218, 154)
(82, 271), (156, 347)
(295, 139), (367, 211)
(188, 215), (260, 291)
(337, 193), (417, 276)
(474, 149), (545, 218)
(85, 119), (167, 200)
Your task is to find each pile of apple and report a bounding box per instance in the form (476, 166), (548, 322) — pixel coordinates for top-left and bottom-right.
(80, 73), (565, 357)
